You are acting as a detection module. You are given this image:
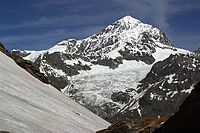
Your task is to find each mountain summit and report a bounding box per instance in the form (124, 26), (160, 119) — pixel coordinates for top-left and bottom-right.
(12, 16), (200, 122)
(13, 16), (177, 90)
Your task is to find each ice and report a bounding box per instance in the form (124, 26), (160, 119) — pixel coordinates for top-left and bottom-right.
(65, 60), (152, 108)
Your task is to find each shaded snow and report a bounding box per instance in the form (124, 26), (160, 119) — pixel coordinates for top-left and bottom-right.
(165, 74), (176, 84)
(137, 108), (142, 117)
(0, 52), (110, 133)
(166, 91), (178, 98)
(181, 85), (194, 94)
(150, 93), (162, 101)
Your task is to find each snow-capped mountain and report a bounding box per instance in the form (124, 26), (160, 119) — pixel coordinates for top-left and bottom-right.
(12, 16), (200, 122)
(0, 51), (109, 133)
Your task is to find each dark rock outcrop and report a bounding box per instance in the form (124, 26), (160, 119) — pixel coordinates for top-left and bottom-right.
(154, 81), (200, 133)
(136, 54), (200, 119)
(194, 47), (200, 54)
(194, 47), (200, 57)
(11, 50), (31, 57)
(97, 114), (173, 133)
(92, 57), (123, 69)
(0, 43), (49, 86)
(0, 131), (11, 133)
(33, 52), (91, 89)
(98, 81), (200, 133)
(118, 49), (155, 65)
(111, 92), (130, 104)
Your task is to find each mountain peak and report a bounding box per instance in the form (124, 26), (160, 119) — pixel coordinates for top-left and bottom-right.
(119, 15), (140, 24)
(111, 15), (141, 30)
(20, 15), (174, 63)
(100, 15), (144, 34)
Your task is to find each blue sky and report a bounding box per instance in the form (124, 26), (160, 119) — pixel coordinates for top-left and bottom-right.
(0, 0), (200, 51)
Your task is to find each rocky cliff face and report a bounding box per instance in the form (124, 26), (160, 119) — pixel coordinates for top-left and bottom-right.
(97, 114), (173, 133)
(11, 16), (199, 122)
(154, 81), (200, 133)
(97, 81), (200, 133)
(110, 53), (200, 122)
(194, 47), (200, 56)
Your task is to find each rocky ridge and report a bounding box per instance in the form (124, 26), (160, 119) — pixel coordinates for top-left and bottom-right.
(0, 43), (49, 86)
(194, 47), (200, 56)
(154, 81), (200, 132)
(97, 114), (173, 133)
(110, 53), (200, 122)
(97, 81), (200, 132)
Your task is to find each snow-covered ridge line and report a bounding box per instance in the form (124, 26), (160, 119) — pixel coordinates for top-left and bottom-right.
(13, 15), (188, 62)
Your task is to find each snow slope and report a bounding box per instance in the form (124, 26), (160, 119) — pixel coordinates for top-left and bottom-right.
(0, 51), (110, 133)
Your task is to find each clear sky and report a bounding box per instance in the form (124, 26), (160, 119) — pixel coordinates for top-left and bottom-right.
(0, 0), (200, 51)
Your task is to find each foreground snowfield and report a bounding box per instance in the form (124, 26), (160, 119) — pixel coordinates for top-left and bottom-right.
(0, 51), (110, 133)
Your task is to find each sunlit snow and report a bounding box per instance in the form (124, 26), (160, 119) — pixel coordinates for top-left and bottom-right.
(0, 52), (110, 133)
